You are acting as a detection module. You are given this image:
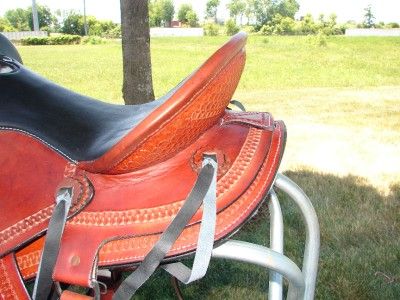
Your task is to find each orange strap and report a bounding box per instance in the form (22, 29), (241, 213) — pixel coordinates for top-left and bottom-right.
(0, 253), (30, 300)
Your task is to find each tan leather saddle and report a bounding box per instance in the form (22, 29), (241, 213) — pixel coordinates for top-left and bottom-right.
(0, 32), (286, 299)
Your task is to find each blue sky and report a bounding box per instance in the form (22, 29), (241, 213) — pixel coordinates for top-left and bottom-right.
(1, 0), (399, 24)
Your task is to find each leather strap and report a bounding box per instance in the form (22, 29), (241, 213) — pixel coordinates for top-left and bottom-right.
(32, 188), (73, 300)
(0, 253), (30, 300)
(113, 155), (217, 299)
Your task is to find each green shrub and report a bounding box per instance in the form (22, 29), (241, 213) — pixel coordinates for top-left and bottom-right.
(21, 35), (81, 46)
(297, 14), (318, 35)
(225, 19), (239, 36)
(102, 25), (121, 39)
(386, 22), (399, 28)
(81, 36), (106, 45)
(375, 21), (385, 29)
(336, 24), (347, 35)
(89, 19), (118, 37)
(274, 16), (296, 35)
(257, 13), (344, 36)
(203, 22), (219, 36)
(0, 17), (16, 32)
(242, 25), (256, 34)
(51, 35), (81, 45)
(40, 26), (52, 35)
(186, 10), (199, 27)
(259, 24), (273, 35)
(259, 15), (296, 36)
(21, 37), (49, 45)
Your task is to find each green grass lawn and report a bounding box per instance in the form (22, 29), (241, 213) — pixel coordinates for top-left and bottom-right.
(17, 35), (400, 299)
(18, 36), (400, 100)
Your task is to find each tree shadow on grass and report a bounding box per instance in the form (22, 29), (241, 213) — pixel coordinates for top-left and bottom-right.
(135, 170), (400, 300)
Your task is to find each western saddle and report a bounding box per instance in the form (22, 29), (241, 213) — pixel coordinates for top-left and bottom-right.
(0, 32), (316, 300)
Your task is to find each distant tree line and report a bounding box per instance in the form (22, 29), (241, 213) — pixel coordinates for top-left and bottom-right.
(1, 2), (398, 38)
(0, 5), (121, 38)
(149, 1), (199, 27)
(204, 0), (399, 36)
(1, 5), (56, 32)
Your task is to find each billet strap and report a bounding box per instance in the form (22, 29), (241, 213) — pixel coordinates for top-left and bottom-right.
(229, 99), (246, 112)
(32, 188), (73, 300)
(113, 155), (218, 300)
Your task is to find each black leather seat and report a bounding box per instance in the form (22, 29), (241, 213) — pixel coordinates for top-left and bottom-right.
(0, 33), (22, 63)
(0, 56), (169, 161)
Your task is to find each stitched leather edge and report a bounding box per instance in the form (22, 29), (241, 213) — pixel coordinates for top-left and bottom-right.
(0, 168), (93, 253)
(0, 257), (19, 300)
(97, 122), (284, 264)
(68, 127), (262, 227)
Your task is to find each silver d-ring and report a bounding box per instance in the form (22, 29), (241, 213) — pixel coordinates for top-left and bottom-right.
(91, 279), (108, 299)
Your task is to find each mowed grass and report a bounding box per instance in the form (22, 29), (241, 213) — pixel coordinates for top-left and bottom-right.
(18, 36), (400, 188)
(17, 36), (400, 299)
(18, 36), (400, 100)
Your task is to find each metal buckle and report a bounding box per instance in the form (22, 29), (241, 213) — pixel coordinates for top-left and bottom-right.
(54, 279), (107, 300)
(91, 279), (108, 299)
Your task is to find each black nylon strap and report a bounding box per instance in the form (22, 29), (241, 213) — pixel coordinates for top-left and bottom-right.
(161, 156), (217, 284)
(113, 156), (217, 300)
(32, 188), (72, 300)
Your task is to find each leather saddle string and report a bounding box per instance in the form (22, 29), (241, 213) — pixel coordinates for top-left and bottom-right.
(32, 188), (73, 300)
(113, 155), (218, 300)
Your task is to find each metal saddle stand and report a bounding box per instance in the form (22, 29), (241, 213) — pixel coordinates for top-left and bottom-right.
(212, 173), (320, 300)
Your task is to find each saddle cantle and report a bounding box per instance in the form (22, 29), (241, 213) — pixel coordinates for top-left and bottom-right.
(0, 32), (286, 299)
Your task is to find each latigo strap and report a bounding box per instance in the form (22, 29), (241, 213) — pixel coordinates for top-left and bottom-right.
(33, 188), (73, 299)
(114, 155), (218, 299)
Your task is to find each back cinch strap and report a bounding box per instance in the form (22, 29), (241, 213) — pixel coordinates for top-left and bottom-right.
(32, 188), (73, 300)
(113, 155), (218, 300)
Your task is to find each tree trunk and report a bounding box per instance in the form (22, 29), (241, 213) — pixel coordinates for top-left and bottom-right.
(120, 0), (155, 104)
